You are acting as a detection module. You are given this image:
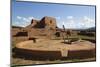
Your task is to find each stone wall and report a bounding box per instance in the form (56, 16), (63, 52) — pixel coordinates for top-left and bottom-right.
(13, 48), (95, 59)
(67, 49), (96, 59)
(14, 48), (62, 59)
(39, 16), (57, 29)
(26, 16), (57, 30)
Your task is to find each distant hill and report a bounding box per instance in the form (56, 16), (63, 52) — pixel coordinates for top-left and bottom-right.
(12, 26), (23, 28)
(73, 27), (96, 32)
(85, 27), (96, 32)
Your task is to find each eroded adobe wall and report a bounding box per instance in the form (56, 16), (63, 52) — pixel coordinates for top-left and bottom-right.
(13, 47), (96, 59)
(14, 48), (62, 59)
(67, 49), (96, 59)
(39, 16), (57, 29)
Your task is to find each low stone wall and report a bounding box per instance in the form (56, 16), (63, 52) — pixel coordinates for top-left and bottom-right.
(13, 48), (95, 59)
(67, 49), (95, 59)
(14, 48), (62, 59)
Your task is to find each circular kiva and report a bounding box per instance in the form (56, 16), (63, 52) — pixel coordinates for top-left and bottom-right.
(15, 39), (95, 58)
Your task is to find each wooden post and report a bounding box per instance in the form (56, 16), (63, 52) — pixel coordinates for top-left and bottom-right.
(62, 25), (66, 43)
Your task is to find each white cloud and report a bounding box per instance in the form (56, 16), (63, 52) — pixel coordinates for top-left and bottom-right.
(55, 16), (61, 20)
(14, 16), (35, 27)
(57, 16), (95, 29)
(67, 16), (73, 19)
(64, 16), (76, 28)
(17, 16), (22, 19)
(23, 17), (30, 22)
(28, 17), (35, 20)
(14, 16), (95, 28)
(57, 16), (76, 29)
(79, 16), (95, 28)
(83, 16), (94, 23)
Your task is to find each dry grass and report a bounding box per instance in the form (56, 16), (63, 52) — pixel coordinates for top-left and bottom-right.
(11, 57), (96, 66)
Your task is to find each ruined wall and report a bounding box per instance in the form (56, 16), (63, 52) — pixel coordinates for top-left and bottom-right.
(39, 16), (57, 29)
(14, 48), (62, 59)
(26, 19), (38, 29)
(12, 16), (78, 42)
(67, 49), (96, 59)
(14, 48), (95, 59)
(26, 16), (57, 30)
(25, 16), (57, 38)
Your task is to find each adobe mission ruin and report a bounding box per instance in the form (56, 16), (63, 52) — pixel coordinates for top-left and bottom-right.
(12, 16), (96, 61)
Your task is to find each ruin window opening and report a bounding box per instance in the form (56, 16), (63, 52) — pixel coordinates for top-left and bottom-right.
(55, 32), (60, 37)
(50, 20), (52, 24)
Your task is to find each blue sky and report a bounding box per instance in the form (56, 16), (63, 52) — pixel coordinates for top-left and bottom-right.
(12, 0), (96, 29)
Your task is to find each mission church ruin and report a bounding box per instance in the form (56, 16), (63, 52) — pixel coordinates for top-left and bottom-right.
(12, 16), (95, 60)
(12, 16), (77, 40)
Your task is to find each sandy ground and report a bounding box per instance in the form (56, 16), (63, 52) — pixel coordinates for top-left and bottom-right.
(16, 39), (95, 51)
